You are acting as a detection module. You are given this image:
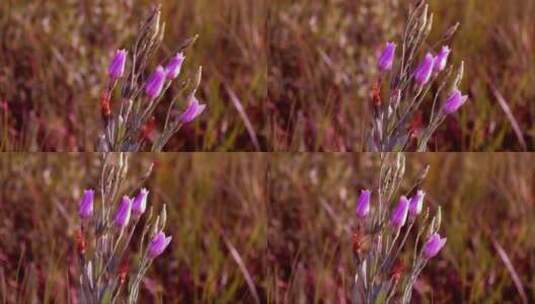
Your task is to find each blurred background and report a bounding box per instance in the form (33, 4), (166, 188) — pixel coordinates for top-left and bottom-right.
(268, 0), (535, 151)
(0, 0), (267, 151)
(268, 153), (535, 303)
(0, 153), (268, 303)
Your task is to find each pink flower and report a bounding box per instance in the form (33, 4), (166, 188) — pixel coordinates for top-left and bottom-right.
(434, 46), (451, 73)
(132, 188), (149, 216)
(180, 96), (206, 123)
(113, 196), (132, 228)
(409, 190), (425, 217)
(390, 196), (409, 229)
(79, 189), (94, 219)
(108, 49), (127, 79)
(355, 189), (371, 218)
(144, 66), (166, 100)
(423, 233), (447, 259)
(148, 231), (172, 258)
(378, 42), (396, 71)
(414, 53), (435, 85)
(164, 52), (185, 79)
(443, 89), (468, 114)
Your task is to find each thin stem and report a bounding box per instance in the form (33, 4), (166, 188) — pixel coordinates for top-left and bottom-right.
(96, 228), (125, 284)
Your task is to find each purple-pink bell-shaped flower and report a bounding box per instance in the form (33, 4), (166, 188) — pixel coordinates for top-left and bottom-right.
(443, 89), (468, 114)
(390, 196), (409, 229)
(180, 96), (206, 123)
(132, 188), (149, 216)
(423, 233), (447, 259)
(378, 42), (396, 72)
(434, 46), (451, 73)
(165, 52), (185, 80)
(148, 231), (172, 258)
(414, 53), (435, 85)
(114, 196), (132, 228)
(79, 189), (94, 219)
(108, 49), (127, 79)
(145, 66), (166, 100)
(355, 189), (371, 218)
(409, 190), (425, 217)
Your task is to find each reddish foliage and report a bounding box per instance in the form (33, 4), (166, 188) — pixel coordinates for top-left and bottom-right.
(140, 116), (157, 142)
(370, 79), (382, 108)
(390, 258), (405, 283)
(409, 110), (424, 139)
(100, 92), (112, 121)
(118, 258), (129, 285)
(75, 230), (86, 255)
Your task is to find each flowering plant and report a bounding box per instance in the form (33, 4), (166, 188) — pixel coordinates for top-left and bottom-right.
(369, 1), (468, 151)
(352, 153), (446, 303)
(76, 153), (172, 303)
(99, 5), (205, 152)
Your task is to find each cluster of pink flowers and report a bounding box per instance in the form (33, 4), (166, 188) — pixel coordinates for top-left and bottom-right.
(356, 188), (447, 259)
(107, 50), (205, 124)
(378, 42), (468, 115)
(79, 187), (171, 258)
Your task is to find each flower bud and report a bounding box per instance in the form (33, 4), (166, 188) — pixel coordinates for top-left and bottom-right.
(409, 190), (425, 217)
(132, 188), (149, 216)
(180, 96), (206, 123)
(414, 53), (435, 85)
(79, 189), (94, 219)
(378, 42), (396, 72)
(144, 66), (166, 100)
(148, 231), (172, 258)
(443, 89), (468, 114)
(114, 196), (132, 228)
(390, 196), (409, 229)
(355, 189), (371, 218)
(164, 52), (185, 80)
(422, 233), (447, 259)
(108, 49), (127, 79)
